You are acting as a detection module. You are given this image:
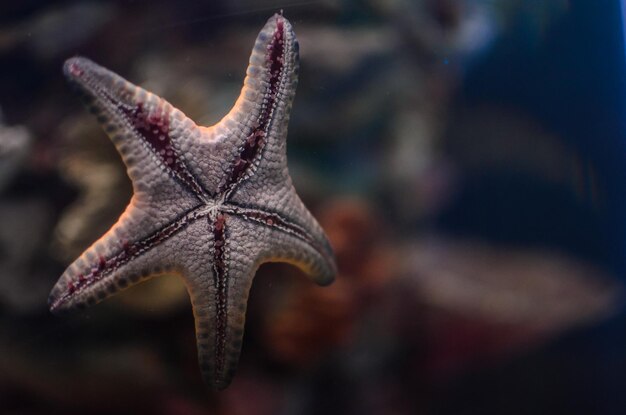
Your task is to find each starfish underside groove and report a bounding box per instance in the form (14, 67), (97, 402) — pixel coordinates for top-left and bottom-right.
(48, 14), (337, 389)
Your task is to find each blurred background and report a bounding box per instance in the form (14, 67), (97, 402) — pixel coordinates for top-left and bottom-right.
(1, 0), (626, 414)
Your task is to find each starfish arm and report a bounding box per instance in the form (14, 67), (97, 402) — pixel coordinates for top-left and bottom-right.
(48, 203), (208, 313)
(63, 57), (211, 203)
(182, 210), (332, 390)
(185, 213), (262, 389)
(226, 202), (336, 286)
(215, 14), (299, 197)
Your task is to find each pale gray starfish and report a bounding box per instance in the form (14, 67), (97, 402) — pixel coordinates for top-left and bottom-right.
(48, 14), (336, 389)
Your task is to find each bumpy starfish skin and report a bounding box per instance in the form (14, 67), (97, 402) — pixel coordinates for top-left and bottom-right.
(48, 14), (336, 389)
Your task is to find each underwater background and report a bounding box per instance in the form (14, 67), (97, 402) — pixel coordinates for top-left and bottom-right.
(1, 0), (626, 414)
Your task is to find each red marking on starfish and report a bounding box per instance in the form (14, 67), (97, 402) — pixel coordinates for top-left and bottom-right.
(98, 255), (106, 271)
(67, 281), (76, 295)
(211, 213), (229, 380)
(67, 61), (84, 77)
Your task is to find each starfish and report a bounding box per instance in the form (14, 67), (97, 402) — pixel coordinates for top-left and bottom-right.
(48, 14), (337, 389)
